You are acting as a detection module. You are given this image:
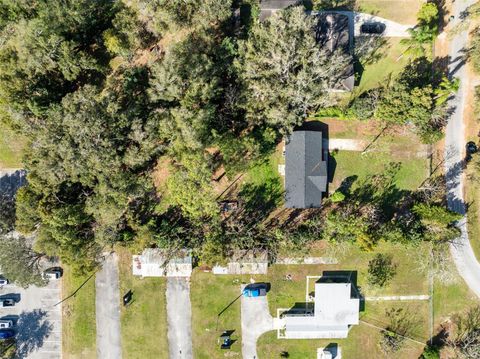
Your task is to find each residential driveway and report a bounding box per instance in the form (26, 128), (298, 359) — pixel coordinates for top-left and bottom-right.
(353, 12), (413, 37)
(241, 285), (274, 359)
(96, 253), (122, 359)
(323, 138), (366, 151)
(312, 10), (413, 38)
(0, 279), (61, 359)
(445, 0), (480, 298)
(166, 277), (193, 359)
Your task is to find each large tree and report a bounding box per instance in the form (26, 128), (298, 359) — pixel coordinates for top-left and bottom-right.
(237, 6), (349, 132)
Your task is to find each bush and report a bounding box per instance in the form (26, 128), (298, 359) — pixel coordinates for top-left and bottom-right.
(348, 89), (381, 120)
(330, 191), (346, 203)
(420, 345), (440, 359)
(368, 253), (397, 287)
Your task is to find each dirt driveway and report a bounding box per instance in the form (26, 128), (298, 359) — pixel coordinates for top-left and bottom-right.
(241, 285), (274, 359)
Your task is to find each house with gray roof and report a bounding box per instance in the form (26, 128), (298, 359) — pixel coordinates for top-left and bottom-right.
(285, 130), (327, 208)
(259, 0), (299, 21)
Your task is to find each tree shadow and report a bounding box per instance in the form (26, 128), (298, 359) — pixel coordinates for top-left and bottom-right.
(239, 175), (284, 222)
(15, 309), (53, 358)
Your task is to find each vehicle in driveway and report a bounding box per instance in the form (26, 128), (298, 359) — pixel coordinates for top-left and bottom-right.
(43, 267), (63, 280)
(0, 277), (8, 286)
(242, 284), (267, 297)
(0, 329), (15, 339)
(360, 22), (386, 34)
(0, 299), (15, 308)
(0, 320), (13, 329)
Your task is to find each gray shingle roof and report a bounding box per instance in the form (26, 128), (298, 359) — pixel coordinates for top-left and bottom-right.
(285, 131), (327, 208)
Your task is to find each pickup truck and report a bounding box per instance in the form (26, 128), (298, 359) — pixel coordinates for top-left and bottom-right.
(0, 299), (15, 308)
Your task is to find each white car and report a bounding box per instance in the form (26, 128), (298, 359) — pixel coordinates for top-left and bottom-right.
(43, 267), (63, 280)
(0, 277), (9, 286)
(0, 320), (13, 329)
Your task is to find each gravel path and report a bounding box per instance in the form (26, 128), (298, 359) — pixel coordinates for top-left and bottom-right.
(96, 253), (122, 359)
(445, 0), (480, 298)
(166, 278), (193, 359)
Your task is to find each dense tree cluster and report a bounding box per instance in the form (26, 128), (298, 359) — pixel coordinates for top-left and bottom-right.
(0, 2), (354, 271)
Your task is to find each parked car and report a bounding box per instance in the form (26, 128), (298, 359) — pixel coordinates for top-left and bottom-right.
(0, 277), (8, 286)
(43, 267), (63, 280)
(242, 284), (267, 297)
(0, 320), (13, 329)
(0, 299), (15, 308)
(467, 141), (478, 155)
(0, 329), (15, 340)
(360, 22), (386, 34)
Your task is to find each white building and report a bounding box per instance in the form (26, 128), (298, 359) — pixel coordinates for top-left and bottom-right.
(132, 248), (192, 277)
(283, 282), (359, 339)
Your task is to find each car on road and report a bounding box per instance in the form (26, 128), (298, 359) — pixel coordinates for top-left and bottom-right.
(0, 320), (13, 329)
(0, 277), (8, 286)
(0, 299), (15, 308)
(0, 329), (15, 339)
(360, 22), (386, 34)
(242, 284), (267, 297)
(43, 267), (63, 280)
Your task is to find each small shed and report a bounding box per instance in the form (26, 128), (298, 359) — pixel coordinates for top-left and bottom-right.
(212, 250), (268, 275)
(132, 248), (192, 277)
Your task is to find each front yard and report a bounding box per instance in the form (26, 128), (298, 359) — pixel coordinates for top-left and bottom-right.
(62, 266), (96, 359)
(0, 122), (26, 169)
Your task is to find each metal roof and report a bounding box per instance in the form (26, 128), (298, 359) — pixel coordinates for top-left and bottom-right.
(285, 131), (327, 208)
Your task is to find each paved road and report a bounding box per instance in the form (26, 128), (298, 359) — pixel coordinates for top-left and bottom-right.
(96, 253), (122, 359)
(445, 0), (480, 298)
(0, 279), (61, 359)
(240, 285), (274, 359)
(166, 278), (193, 359)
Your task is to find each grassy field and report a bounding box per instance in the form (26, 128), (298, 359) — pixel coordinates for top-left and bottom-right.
(116, 248), (168, 359)
(0, 122), (26, 169)
(356, 0), (422, 24)
(357, 38), (412, 94)
(62, 267), (96, 359)
(190, 271), (243, 359)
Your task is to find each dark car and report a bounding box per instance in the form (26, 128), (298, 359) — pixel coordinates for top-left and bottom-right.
(467, 141), (478, 155)
(0, 329), (15, 339)
(361, 22), (386, 34)
(0, 299), (15, 308)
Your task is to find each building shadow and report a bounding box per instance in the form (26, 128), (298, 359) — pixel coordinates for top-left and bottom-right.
(15, 309), (53, 358)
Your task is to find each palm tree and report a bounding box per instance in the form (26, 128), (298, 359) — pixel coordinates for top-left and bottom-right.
(434, 77), (460, 105)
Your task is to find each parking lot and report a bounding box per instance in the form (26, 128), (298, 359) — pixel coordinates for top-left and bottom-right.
(0, 278), (62, 359)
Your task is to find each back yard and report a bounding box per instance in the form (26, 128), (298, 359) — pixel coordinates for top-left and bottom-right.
(0, 122), (26, 169)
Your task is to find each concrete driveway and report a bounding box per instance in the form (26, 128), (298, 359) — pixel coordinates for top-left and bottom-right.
(241, 285), (274, 359)
(96, 253), (122, 359)
(0, 279), (61, 359)
(353, 12), (413, 37)
(166, 278), (193, 359)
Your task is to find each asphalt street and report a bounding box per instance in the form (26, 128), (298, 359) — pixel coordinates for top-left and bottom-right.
(445, 0), (480, 297)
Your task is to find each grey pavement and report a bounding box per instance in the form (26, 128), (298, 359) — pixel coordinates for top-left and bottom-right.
(240, 285), (274, 359)
(166, 278), (193, 359)
(95, 253), (122, 359)
(445, 0), (480, 297)
(0, 279), (61, 359)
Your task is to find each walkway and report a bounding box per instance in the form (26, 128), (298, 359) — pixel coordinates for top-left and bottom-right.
(166, 278), (193, 359)
(364, 295), (430, 301)
(445, 0), (480, 298)
(96, 253), (122, 359)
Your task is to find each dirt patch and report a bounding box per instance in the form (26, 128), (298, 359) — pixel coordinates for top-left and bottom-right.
(152, 157), (171, 192)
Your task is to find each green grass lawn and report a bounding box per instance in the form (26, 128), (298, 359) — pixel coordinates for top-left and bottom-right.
(62, 266), (96, 359)
(331, 148), (428, 192)
(190, 271), (243, 359)
(357, 38), (412, 94)
(117, 248), (168, 359)
(356, 0), (422, 24)
(0, 122), (26, 169)
(256, 240), (479, 358)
